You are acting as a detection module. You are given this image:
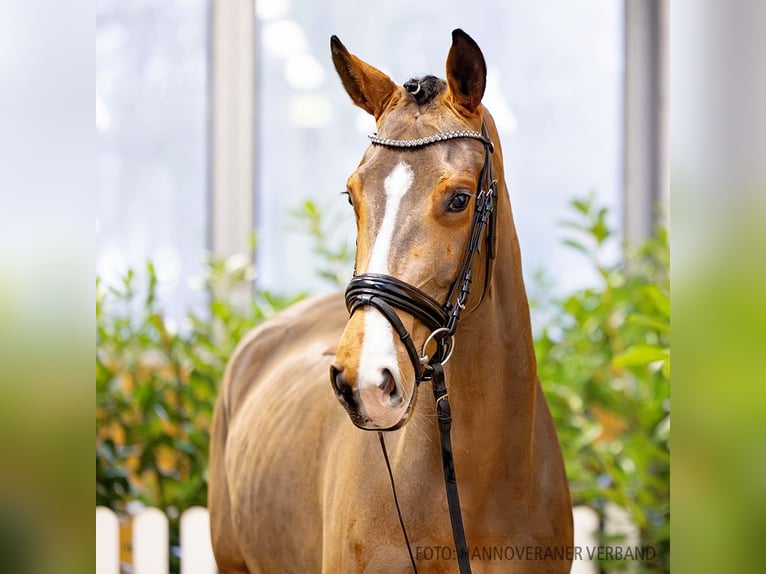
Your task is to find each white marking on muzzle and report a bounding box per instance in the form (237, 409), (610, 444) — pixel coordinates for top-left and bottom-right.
(358, 162), (414, 391)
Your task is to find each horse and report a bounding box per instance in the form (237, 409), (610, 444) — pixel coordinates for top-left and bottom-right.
(209, 29), (573, 573)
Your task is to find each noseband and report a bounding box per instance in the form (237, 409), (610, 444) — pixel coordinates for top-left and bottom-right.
(342, 122), (498, 574)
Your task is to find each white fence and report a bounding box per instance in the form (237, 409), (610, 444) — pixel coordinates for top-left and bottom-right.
(96, 505), (636, 574)
(96, 506), (216, 574)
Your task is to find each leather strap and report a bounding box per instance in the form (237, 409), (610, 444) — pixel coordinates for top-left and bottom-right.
(346, 273), (448, 333)
(431, 362), (472, 574)
(379, 432), (420, 574)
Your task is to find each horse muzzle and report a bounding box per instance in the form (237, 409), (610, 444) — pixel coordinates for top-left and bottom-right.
(330, 364), (415, 431)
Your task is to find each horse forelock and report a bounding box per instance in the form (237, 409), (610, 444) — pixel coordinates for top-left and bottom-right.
(375, 75), (486, 142)
(402, 75), (447, 105)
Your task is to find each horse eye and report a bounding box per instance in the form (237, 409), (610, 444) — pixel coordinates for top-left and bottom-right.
(342, 191), (354, 207)
(447, 192), (471, 212)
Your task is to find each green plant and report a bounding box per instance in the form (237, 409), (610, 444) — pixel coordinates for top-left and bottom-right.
(96, 196), (669, 573)
(96, 254), (301, 570)
(290, 199), (355, 288)
(534, 196), (670, 572)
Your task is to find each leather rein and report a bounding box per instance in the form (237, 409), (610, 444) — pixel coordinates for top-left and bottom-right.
(343, 122), (498, 574)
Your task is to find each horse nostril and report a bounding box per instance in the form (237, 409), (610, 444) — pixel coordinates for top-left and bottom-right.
(378, 369), (393, 390)
(330, 365), (346, 392)
(330, 364), (356, 405)
(378, 369), (399, 402)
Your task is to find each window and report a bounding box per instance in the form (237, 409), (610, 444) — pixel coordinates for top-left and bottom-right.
(255, 0), (625, 298)
(98, 1), (667, 316)
(96, 0), (210, 320)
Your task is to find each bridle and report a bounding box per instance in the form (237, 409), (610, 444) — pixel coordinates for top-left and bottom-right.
(346, 123), (497, 397)
(343, 121), (498, 574)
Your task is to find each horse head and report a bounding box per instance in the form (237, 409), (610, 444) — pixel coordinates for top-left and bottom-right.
(329, 30), (497, 430)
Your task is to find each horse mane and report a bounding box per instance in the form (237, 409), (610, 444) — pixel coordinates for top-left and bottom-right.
(403, 75), (446, 105)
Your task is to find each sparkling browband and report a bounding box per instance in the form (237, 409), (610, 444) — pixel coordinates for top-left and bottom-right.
(368, 129), (493, 149)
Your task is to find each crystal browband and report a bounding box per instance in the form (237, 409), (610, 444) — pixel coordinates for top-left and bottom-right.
(368, 129), (493, 150)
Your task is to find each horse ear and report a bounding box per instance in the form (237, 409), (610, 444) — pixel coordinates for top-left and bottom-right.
(445, 29), (487, 116)
(330, 35), (397, 119)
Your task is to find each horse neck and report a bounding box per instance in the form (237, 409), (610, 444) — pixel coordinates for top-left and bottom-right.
(456, 114), (539, 407)
(437, 167), (539, 477)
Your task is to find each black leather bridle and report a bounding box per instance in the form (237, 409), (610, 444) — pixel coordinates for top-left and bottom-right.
(343, 122), (498, 574)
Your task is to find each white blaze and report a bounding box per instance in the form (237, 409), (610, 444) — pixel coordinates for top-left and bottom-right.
(358, 161), (413, 389)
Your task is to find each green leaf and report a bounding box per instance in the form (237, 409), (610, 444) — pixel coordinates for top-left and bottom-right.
(643, 284), (670, 318)
(591, 207), (611, 244)
(613, 345), (669, 367)
(562, 238), (589, 255)
(571, 196), (592, 215)
(626, 314), (670, 335)
(661, 356), (671, 378)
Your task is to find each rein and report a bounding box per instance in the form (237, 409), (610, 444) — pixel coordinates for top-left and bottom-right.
(343, 122), (498, 574)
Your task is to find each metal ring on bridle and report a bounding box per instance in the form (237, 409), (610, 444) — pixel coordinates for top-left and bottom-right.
(419, 327), (455, 367)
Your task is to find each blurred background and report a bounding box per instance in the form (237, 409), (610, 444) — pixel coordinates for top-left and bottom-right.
(9, 1), (766, 573)
(96, 0), (668, 314)
(95, 1), (672, 573)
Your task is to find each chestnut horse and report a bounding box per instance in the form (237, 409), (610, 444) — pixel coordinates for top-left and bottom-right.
(209, 30), (573, 573)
